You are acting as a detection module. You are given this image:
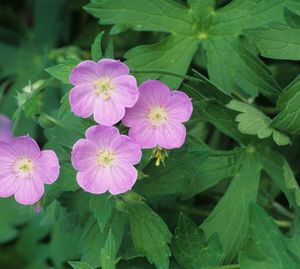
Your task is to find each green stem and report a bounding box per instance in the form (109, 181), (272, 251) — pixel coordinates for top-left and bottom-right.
(273, 201), (294, 219)
(275, 219), (291, 228)
(41, 114), (84, 137)
(209, 264), (240, 269)
(255, 104), (278, 115)
(12, 78), (55, 133)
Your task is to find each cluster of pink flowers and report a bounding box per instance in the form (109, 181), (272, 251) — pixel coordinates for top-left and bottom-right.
(0, 58), (192, 206)
(69, 59), (193, 195)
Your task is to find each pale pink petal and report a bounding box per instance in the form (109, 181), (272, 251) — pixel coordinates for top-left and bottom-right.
(157, 121), (186, 149)
(97, 59), (129, 78)
(71, 139), (97, 171)
(112, 135), (142, 165)
(77, 167), (109, 194)
(14, 177), (44, 205)
(85, 125), (119, 149)
(0, 115), (12, 142)
(93, 98), (125, 126)
(128, 122), (158, 149)
(0, 142), (17, 165)
(69, 60), (101, 85)
(110, 75), (139, 107)
(36, 150), (60, 184)
(0, 172), (22, 197)
(11, 136), (41, 160)
(166, 90), (193, 122)
(139, 80), (171, 106)
(108, 164), (137, 195)
(69, 83), (97, 118)
(122, 103), (148, 127)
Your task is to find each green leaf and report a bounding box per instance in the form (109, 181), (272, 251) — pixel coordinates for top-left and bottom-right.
(172, 214), (223, 269)
(33, 0), (63, 49)
(91, 32), (104, 61)
(45, 57), (80, 84)
(182, 150), (240, 199)
(58, 190), (90, 213)
(255, 147), (300, 210)
(127, 35), (199, 88)
(135, 145), (209, 199)
(201, 152), (261, 263)
(100, 230), (118, 269)
(196, 100), (249, 143)
(80, 213), (125, 268)
(284, 7), (300, 28)
(123, 195), (172, 269)
(85, 0), (194, 34)
(0, 198), (32, 244)
(85, 0), (286, 96)
(49, 215), (82, 269)
(89, 194), (115, 232)
(203, 37), (280, 99)
(271, 76), (300, 134)
(69, 261), (94, 269)
(244, 23), (300, 60)
(239, 204), (300, 269)
(56, 164), (79, 192)
(226, 100), (291, 145)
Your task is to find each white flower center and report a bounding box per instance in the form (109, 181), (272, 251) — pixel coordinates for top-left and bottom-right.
(96, 150), (115, 168)
(148, 106), (167, 126)
(14, 157), (34, 177)
(93, 78), (114, 100)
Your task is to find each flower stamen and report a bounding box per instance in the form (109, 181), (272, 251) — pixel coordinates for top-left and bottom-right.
(96, 150), (115, 168)
(93, 78), (114, 100)
(14, 158), (34, 177)
(148, 106), (167, 126)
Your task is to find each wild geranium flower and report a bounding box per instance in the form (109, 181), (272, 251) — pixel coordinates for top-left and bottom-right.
(0, 136), (60, 205)
(0, 115), (12, 142)
(71, 125), (142, 195)
(69, 59), (139, 126)
(122, 80), (193, 149)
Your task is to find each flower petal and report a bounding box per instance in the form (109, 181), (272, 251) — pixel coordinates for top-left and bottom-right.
(36, 150), (60, 184)
(0, 172), (22, 197)
(166, 90), (193, 122)
(0, 115), (12, 142)
(112, 135), (142, 165)
(97, 59), (129, 78)
(157, 121), (186, 149)
(69, 83), (97, 118)
(85, 125), (120, 149)
(77, 167), (109, 194)
(93, 98), (125, 126)
(128, 122), (158, 149)
(139, 80), (171, 106)
(11, 136), (41, 160)
(69, 60), (101, 85)
(71, 139), (97, 171)
(108, 164), (137, 195)
(0, 141), (17, 165)
(110, 75), (139, 107)
(14, 177), (44, 205)
(122, 103), (148, 127)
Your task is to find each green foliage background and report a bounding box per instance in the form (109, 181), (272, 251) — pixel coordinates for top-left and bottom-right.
(1, 0), (300, 268)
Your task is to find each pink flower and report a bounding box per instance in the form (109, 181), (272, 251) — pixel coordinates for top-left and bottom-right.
(0, 115), (12, 142)
(122, 80), (193, 149)
(71, 125), (142, 195)
(0, 136), (60, 205)
(69, 59), (139, 126)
